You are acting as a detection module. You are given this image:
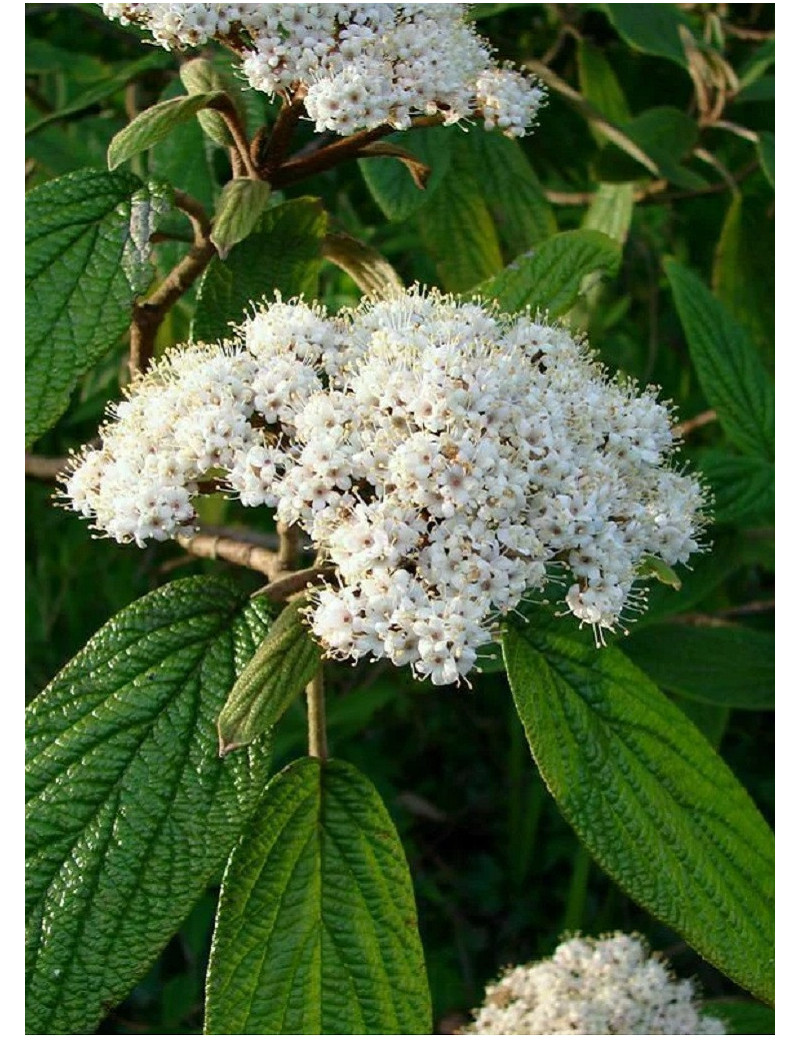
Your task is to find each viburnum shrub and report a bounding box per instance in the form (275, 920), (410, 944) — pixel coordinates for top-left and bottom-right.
(25, 3), (774, 1036)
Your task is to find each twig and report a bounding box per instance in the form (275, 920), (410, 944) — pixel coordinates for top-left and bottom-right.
(175, 531), (283, 579)
(306, 669), (328, 761)
(129, 190), (215, 377)
(258, 92), (308, 174)
(253, 565), (335, 604)
(673, 600), (775, 626)
(25, 453), (69, 481)
(671, 409), (717, 438)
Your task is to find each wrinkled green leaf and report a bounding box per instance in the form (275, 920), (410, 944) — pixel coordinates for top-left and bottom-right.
(26, 577), (274, 1034)
(25, 168), (169, 446)
(463, 129), (557, 256)
(108, 91), (227, 170)
(622, 623), (774, 709)
(205, 758), (432, 1034)
(603, 4), (690, 68)
(502, 614), (774, 1003)
(218, 597), (321, 754)
(583, 182), (635, 245)
(477, 230), (621, 316)
(665, 259), (774, 459)
(699, 449), (774, 525)
(210, 178), (273, 260)
(358, 125), (454, 221)
(192, 197), (327, 342)
(418, 135), (504, 292)
(713, 194), (774, 359)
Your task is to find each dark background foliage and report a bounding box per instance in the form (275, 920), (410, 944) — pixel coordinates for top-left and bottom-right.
(26, 3), (774, 1032)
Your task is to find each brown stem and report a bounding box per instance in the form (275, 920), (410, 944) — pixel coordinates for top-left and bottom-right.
(269, 114), (444, 188)
(129, 190), (215, 377)
(216, 102), (259, 178)
(671, 409), (718, 439)
(26, 453), (70, 481)
(175, 532), (284, 579)
(277, 521), (301, 571)
(258, 92), (308, 174)
(252, 565), (335, 604)
(306, 668), (328, 761)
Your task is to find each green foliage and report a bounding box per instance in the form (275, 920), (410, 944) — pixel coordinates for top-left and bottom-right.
(210, 178), (273, 259)
(358, 125), (454, 222)
(502, 612), (775, 1004)
(206, 758), (432, 1034)
(108, 91), (228, 170)
(217, 597), (322, 753)
(25, 168), (167, 446)
(25, 577), (274, 1034)
(192, 198), (328, 342)
(704, 999), (776, 1034)
(665, 259), (774, 459)
(478, 229), (621, 315)
(602, 4), (690, 68)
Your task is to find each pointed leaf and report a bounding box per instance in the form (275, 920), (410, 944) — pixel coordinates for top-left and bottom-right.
(577, 39), (631, 135)
(635, 553), (681, 589)
(192, 197), (327, 342)
(477, 230), (621, 316)
(180, 58), (245, 148)
(593, 107), (703, 188)
(622, 623), (774, 709)
(25, 577), (274, 1034)
(217, 597), (321, 754)
(665, 259), (774, 459)
(756, 131), (775, 187)
(210, 178), (273, 260)
(205, 758), (432, 1034)
(358, 125), (454, 221)
(108, 91), (227, 170)
(25, 168), (170, 446)
(502, 614), (774, 1003)
(603, 4), (691, 68)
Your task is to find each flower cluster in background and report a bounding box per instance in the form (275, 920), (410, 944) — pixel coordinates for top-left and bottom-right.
(466, 933), (726, 1035)
(101, 3), (545, 137)
(62, 289), (705, 685)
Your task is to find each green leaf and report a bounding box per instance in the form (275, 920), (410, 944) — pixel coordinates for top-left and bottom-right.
(25, 577), (274, 1034)
(594, 107), (703, 189)
(640, 532), (744, 626)
(698, 449), (774, 525)
(217, 597), (321, 754)
(635, 554), (681, 590)
(462, 130), (557, 256)
(108, 91), (227, 170)
(713, 194), (774, 359)
(737, 37), (775, 90)
(736, 75), (775, 103)
(476, 230), (621, 316)
(26, 52), (171, 137)
(148, 78), (220, 214)
(180, 58), (246, 148)
(358, 125), (454, 221)
(756, 131), (775, 187)
(622, 623), (774, 709)
(25, 168), (169, 446)
(205, 758), (432, 1034)
(417, 134), (504, 292)
(502, 614), (774, 1003)
(704, 999), (776, 1035)
(665, 259), (774, 459)
(322, 231), (404, 298)
(210, 178), (273, 260)
(603, 4), (690, 68)
(577, 39), (631, 135)
(192, 197), (327, 342)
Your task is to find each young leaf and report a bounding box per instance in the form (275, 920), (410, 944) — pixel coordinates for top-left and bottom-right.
(210, 178), (273, 260)
(665, 259), (774, 459)
(502, 614), (775, 1004)
(192, 197), (327, 342)
(26, 577), (274, 1034)
(358, 124), (454, 221)
(108, 90), (227, 170)
(635, 554), (681, 590)
(603, 4), (691, 68)
(476, 230), (621, 316)
(217, 597), (321, 754)
(25, 169), (168, 446)
(179, 58), (246, 148)
(622, 623), (775, 709)
(205, 758), (432, 1034)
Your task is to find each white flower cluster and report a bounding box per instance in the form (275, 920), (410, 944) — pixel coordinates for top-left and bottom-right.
(62, 289), (705, 685)
(101, 3), (545, 137)
(466, 933), (726, 1035)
